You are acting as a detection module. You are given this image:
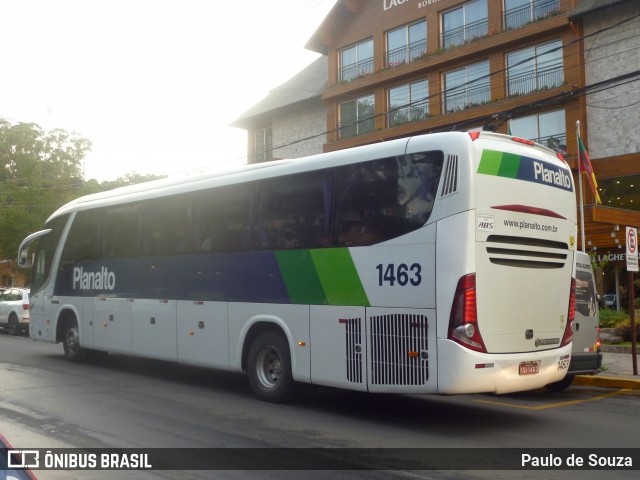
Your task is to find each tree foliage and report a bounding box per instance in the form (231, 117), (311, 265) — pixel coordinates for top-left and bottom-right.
(0, 119), (168, 266)
(0, 119), (91, 261)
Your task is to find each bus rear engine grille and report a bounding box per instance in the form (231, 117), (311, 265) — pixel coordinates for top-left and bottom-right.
(369, 314), (428, 386)
(486, 235), (568, 269)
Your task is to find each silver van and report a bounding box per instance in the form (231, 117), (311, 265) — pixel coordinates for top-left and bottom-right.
(547, 251), (602, 391)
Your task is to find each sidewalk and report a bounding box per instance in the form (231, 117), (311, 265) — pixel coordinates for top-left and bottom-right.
(573, 350), (640, 389)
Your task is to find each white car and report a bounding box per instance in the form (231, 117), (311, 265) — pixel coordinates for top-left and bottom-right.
(0, 288), (30, 336)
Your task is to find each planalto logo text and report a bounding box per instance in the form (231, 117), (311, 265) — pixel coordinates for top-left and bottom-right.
(533, 161), (571, 189)
(73, 266), (116, 291)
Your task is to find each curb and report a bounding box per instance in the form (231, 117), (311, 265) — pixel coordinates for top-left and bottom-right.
(574, 374), (640, 390)
(600, 344), (635, 354)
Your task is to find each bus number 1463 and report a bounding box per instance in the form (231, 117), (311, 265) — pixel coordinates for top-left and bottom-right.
(376, 263), (422, 286)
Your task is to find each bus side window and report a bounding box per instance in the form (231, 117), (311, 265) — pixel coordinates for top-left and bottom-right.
(255, 171), (332, 250)
(141, 196), (192, 257)
(60, 211), (101, 265)
(192, 183), (254, 254)
(333, 152), (443, 246)
(103, 204), (143, 258)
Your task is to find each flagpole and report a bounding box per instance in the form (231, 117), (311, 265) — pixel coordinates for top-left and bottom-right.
(577, 120), (586, 253)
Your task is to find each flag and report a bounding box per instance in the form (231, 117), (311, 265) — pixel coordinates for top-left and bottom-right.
(577, 134), (602, 204)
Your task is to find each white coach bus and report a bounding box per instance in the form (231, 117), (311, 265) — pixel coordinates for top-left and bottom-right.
(18, 132), (578, 402)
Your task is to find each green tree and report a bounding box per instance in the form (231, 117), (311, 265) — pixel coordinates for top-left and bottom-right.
(0, 119), (91, 261)
(78, 173), (166, 197)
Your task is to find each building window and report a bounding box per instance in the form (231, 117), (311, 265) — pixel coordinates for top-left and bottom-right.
(443, 60), (490, 113)
(507, 40), (563, 96)
(442, 0), (488, 49)
(597, 175), (640, 211)
(388, 79), (429, 127)
(504, 0), (560, 30)
(339, 94), (375, 139)
(509, 109), (566, 153)
(253, 126), (272, 163)
(340, 39), (374, 82)
(386, 20), (427, 67)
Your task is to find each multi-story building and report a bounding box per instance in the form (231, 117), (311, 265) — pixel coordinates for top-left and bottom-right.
(234, 0), (640, 301)
(569, 0), (640, 303)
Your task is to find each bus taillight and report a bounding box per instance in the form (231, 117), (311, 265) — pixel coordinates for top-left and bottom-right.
(448, 273), (486, 353)
(561, 278), (577, 347)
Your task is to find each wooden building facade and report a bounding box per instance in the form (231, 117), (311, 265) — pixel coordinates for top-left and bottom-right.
(236, 0), (640, 299)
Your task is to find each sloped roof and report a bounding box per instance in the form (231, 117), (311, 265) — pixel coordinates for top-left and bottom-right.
(229, 56), (328, 128)
(305, 0), (353, 54)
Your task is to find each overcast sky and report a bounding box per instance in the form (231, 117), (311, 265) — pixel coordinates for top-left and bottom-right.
(0, 0), (336, 181)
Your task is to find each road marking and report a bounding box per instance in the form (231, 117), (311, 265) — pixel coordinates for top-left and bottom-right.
(473, 388), (630, 410)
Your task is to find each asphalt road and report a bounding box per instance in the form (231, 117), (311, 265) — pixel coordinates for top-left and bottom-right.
(1, 333), (638, 480)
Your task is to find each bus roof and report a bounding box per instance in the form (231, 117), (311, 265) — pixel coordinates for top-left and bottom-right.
(46, 131), (562, 222)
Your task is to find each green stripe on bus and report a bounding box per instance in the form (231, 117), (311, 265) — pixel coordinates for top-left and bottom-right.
(498, 152), (521, 178)
(477, 149), (503, 175)
(310, 248), (370, 306)
(276, 250), (327, 305)
(477, 149), (521, 178)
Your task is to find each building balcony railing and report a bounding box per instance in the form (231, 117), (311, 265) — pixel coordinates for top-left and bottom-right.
(340, 58), (375, 83)
(504, 0), (560, 30)
(441, 18), (488, 49)
(507, 65), (564, 96)
(443, 82), (491, 113)
(534, 133), (567, 153)
(386, 39), (428, 67)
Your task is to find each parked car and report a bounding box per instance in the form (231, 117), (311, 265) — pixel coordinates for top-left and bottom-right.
(546, 252), (602, 391)
(603, 294), (617, 308)
(0, 288), (30, 335)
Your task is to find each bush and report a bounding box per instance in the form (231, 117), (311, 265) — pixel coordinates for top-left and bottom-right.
(614, 318), (640, 341)
(599, 308), (628, 328)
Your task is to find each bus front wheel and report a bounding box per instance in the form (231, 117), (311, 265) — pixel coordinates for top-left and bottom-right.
(62, 318), (84, 362)
(247, 331), (293, 403)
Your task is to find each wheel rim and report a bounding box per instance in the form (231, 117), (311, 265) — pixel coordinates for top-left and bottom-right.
(65, 326), (80, 354)
(255, 345), (282, 388)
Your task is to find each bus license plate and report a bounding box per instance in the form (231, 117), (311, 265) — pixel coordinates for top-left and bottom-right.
(519, 361), (540, 375)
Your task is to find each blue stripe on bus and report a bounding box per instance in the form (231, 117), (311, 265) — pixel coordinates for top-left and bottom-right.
(55, 251), (292, 304)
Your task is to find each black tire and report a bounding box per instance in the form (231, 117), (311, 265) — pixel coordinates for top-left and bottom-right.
(61, 317), (84, 362)
(247, 331), (294, 403)
(8, 313), (20, 336)
(545, 374), (574, 392)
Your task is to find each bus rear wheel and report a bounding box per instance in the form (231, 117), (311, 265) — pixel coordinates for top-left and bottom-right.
(545, 374), (574, 392)
(62, 318), (84, 362)
(247, 331), (293, 403)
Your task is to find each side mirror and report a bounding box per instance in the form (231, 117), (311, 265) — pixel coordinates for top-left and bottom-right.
(18, 248), (30, 268)
(17, 229), (52, 268)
